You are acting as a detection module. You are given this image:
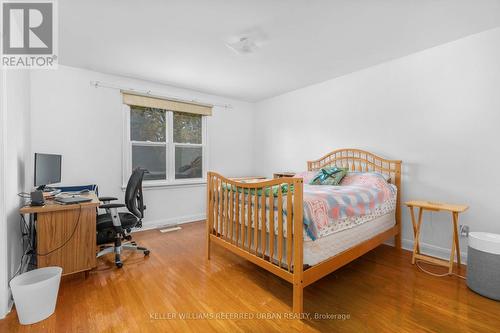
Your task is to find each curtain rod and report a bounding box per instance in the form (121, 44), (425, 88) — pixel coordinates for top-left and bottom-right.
(89, 80), (233, 109)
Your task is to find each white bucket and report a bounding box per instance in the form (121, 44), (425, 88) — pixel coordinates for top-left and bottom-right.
(9, 266), (62, 325)
(469, 232), (500, 255)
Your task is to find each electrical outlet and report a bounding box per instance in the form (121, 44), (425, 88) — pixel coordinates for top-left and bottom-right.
(459, 224), (469, 238)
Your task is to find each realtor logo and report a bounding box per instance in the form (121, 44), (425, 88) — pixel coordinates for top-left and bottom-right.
(1, 0), (57, 68)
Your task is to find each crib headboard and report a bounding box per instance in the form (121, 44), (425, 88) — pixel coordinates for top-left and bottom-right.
(307, 148), (401, 185)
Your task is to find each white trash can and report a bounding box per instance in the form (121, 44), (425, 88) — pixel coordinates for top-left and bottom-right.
(467, 232), (500, 301)
(9, 266), (63, 325)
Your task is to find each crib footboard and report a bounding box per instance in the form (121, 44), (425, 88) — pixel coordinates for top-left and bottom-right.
(206, 172), (304, 313)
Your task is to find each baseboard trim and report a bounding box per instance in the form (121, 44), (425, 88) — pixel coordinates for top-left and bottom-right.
(138, 219), (468, 265)
(137, 214), (206, 232)
(400, 238), (468, 265)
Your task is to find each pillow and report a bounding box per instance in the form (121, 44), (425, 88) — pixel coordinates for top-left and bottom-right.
(309, 167), (349, 185)
(340, 171), (391, 185)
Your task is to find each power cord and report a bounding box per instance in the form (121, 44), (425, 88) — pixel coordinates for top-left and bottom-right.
(17, 192), (31, 198)
(9, 215), (35, 283)
(11, 204), (83, 282)
(415, 259), (466, 279)
(17, 192), (32, 206)
(36, 205), (82, 256)
(20, 214), (33, 250)
(9, 251), (30, 284)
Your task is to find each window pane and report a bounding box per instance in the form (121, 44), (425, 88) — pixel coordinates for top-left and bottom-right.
(130, 106), (166, 142)
(132, 145), (166, 181)
(173, 112), (202, 144)
(175, 146), (202, 179)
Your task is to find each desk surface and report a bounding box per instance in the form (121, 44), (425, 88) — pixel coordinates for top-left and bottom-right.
(273, 172), (296, 177)
(19, 192), (100, 214)
(405, 200), (468, 213)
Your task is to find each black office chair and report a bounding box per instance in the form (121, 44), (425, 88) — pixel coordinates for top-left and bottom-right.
(96, 167), (150, 268)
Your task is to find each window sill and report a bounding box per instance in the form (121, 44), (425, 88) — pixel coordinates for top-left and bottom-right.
(121, 180), (207, 191)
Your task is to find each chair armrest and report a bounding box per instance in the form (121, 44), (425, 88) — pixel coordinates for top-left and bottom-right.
(99, 196), (118, 202)
(99, 203), (126, 209)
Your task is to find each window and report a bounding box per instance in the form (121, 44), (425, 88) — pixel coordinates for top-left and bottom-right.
(130, 107), (167, 181)
(125, 105), (207, 186)
(173, 112), (203, 179)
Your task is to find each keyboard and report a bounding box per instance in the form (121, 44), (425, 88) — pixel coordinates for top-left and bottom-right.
(55, 196), (92, 205)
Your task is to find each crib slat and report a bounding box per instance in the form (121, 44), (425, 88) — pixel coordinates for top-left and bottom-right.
(286, 188), (293, 271)
(216, 179), (221, 235)
(253, 189), (258, 254)
(247, 190), (251, 251)
(213, 177), (217, 234)
(242, 190), (247, 249)
(261, 188), (266, 258)
(224, 183), (228, 239)
(235, 189), (240, 246)
(226, 184), (231, 237)
(221, 184), (225, 238)
(207, 177), (216, 234)
(269, 191), (275, 264)
(277, 189), (283, 268)
(207, 176), (212, 234)
(229, 186), (234, 243)
(220, 184), (224, 238)
(224, 185), (228, 239)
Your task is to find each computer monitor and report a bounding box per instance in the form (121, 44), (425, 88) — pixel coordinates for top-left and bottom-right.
(34, 153), (62, 190)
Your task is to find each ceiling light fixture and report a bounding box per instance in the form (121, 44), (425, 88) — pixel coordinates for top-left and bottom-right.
(225, 36), (259, 55)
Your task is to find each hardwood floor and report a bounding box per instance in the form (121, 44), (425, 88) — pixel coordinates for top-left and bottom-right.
(2, 221), (499, 332)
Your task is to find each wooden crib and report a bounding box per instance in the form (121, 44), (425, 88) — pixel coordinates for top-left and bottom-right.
(206, 148), (402, 313)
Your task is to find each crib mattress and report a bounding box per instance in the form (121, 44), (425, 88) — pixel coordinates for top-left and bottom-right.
(303, 212), (395, 266)
(242, 211), (396, 267)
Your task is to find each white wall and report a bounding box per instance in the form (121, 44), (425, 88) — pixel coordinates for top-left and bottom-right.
(30, 66), (255, 228)
(0, 69), (31, 318)
(254, 27), (500, 260)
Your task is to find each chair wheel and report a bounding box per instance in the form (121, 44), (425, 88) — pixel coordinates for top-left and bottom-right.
(124, 235), (132, 241)
(116, 262), (123, 268)
(144, 250), (150, 256)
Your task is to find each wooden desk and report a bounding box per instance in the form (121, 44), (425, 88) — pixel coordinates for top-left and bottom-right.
(405, 200), (469, 275)
(20, 193), (100, 276)
(273, 172), (296, 179)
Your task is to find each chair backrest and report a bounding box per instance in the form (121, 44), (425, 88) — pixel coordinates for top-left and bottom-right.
(125, 168), (147, 218)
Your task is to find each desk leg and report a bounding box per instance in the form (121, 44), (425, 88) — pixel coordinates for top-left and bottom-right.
(452, 212), (461, 266)
(412, 208), (424, 265)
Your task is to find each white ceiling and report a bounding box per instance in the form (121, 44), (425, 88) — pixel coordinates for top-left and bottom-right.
(59, 0), (500, 101)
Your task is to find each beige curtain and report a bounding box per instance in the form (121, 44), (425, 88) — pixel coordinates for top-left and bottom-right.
(122, 92), (212, 116)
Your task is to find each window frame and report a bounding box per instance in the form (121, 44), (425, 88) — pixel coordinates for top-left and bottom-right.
(122, 104), (208, 189)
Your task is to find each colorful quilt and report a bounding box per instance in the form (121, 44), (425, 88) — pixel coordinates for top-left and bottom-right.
(223, 172), (396, 241)
(298, 172), (396, 240)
